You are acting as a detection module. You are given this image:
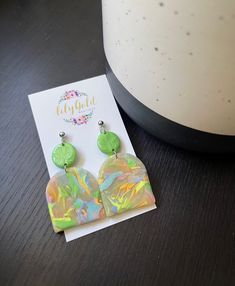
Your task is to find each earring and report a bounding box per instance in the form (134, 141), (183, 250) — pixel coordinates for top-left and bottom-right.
(97, 121), (156, 217)
(46, 132), (105, 233)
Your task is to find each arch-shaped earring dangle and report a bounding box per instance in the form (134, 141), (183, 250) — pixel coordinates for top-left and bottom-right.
(97, 121), (156, 217)
(46, 132), (105, 233)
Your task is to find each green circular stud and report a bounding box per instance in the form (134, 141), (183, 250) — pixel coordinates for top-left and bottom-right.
(52, 143), (77, 168)
(97, 131), (121, 155)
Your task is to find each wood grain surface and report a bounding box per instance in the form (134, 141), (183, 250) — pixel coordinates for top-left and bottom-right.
(0, 1), (234, 285)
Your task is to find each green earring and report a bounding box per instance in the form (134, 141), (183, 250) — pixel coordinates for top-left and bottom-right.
(97, 121), (121, 156)
(51, 131), (76, 169)
(46, 132), (105, 233)
(97, 121), (156, 217)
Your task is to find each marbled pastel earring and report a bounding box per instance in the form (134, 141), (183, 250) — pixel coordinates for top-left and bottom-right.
(97, 121), (156, 217)
(46, 132), (105, 233)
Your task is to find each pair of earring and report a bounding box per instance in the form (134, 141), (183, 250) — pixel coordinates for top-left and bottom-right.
(46, 121), (156, 233)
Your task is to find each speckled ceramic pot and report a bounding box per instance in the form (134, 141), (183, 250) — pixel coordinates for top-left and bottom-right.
(102, 0), (235, 152)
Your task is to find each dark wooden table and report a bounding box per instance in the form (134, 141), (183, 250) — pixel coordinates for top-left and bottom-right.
(0, 1), (234, 285)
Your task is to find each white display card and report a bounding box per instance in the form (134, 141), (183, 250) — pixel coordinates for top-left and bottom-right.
(28, 75), (156, 242)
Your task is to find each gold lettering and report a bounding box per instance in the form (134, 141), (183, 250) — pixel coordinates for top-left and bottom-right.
(57, 95), (96, 116)
(90, 96), (95, 106)
(75, 100), (79, 110)
(56, 106), (60, 115)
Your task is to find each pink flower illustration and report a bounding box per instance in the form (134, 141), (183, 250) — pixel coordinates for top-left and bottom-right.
(65, 90), (78, 100)
(65, 111), (93, 126)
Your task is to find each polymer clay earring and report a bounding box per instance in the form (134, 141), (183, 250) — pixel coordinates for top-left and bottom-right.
(46, 132), (105, 233)
(97, 121), (156, 217)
